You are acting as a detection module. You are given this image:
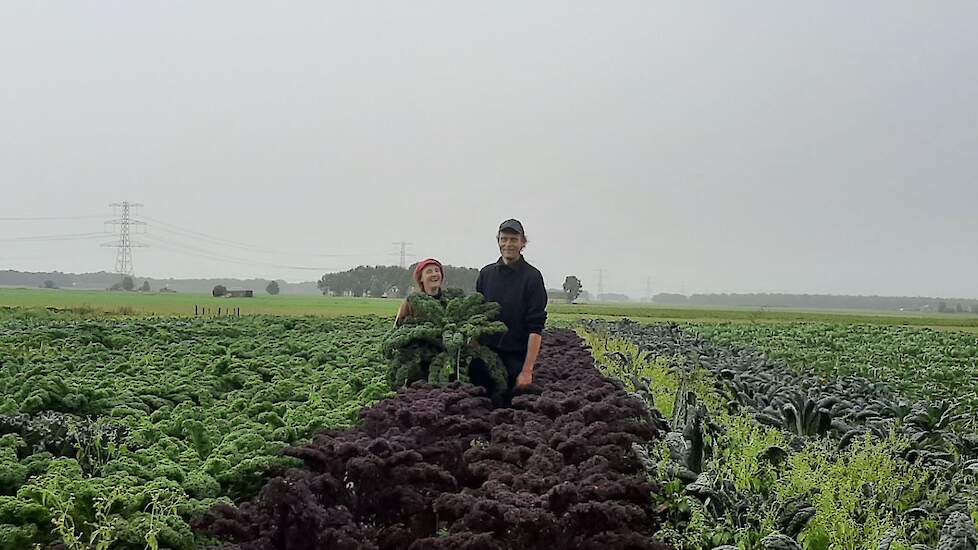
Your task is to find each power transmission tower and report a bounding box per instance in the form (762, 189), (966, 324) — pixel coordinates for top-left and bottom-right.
(645, 276), (653, 302)
(103, 202), (146, 276)
(593, 268), (606, 299)
(392, 241), (413, 269)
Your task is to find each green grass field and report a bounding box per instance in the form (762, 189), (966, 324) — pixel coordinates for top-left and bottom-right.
(4, 287), (978, 332)
(0, 287), (397, 316)
(549, 301), (978, 329)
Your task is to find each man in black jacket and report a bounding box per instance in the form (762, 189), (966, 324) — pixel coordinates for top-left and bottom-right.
(476, 219), (548, 391)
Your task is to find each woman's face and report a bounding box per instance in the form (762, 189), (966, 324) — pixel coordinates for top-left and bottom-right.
(421, 265), (442, 294)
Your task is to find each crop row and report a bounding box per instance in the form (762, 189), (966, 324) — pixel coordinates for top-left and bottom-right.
(584, 320), (978, 550)
(0, 314), (391, 549)
(196, 329), (671, 550)
(692, 323), (978, 416)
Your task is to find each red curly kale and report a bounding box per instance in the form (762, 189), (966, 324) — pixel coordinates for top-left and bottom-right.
(195, 330), (670, 549)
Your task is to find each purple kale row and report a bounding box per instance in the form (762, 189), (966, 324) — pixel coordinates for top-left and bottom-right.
(194, 330), (670, 550)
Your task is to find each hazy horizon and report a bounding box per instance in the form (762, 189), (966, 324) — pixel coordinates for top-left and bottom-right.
(3, 2), (977, 299)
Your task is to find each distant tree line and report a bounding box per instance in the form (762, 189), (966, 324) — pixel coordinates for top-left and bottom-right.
(598, 293), (631, 303)
(108, 276), (136, 291)
(104, 276), (154, 292)
(653, 292), (978, 313)
(317, 265), (480, 298)
(0, 270), (318, 295)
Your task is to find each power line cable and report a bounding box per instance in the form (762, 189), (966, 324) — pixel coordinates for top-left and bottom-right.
(138, 215), (382, 259)
(146, 240), (338, 272)
(0, 231), (112, 242)
(141, 235), (340, 271)
(0, 215), (105, 221)
(146, 222), (379, 260)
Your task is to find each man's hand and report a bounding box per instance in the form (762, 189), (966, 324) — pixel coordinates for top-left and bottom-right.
(516, 334), (542, 389)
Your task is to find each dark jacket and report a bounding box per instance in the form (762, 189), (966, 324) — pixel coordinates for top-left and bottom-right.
(475, 256), (547, 353)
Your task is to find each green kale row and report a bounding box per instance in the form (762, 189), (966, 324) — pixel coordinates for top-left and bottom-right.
(0, 314), (392, 549)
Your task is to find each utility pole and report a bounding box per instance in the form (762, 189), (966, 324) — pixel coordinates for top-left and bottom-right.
(103, 202), (146, 276)
(392, 241), (413, 269)
(645, 276), (652, 302)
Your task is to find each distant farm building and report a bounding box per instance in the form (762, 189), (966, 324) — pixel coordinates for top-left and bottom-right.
(226, 289), (254, 298)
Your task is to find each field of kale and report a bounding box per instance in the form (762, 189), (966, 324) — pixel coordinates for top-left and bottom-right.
(692, 323), (978, 418)
(0, 312), (392, 549)
(0, 307), (674, 550)
(196, 329), (669, 549)
(583, 320), (978, 550)
(4, 304), (978, 550)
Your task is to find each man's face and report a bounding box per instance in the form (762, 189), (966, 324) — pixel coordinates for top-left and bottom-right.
(497, 231), (525, 262)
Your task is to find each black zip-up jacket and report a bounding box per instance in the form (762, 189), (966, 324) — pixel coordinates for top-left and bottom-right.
(475, 256), (548, 354)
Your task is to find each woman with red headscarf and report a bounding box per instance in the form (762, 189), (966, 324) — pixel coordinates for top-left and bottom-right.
(393, 258), (444, 327)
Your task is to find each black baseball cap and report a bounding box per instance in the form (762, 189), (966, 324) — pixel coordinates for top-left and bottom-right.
(498, 219), (525, 235)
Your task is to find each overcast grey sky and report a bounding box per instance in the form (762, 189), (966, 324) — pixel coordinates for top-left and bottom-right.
(2, 2), (976, 297)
